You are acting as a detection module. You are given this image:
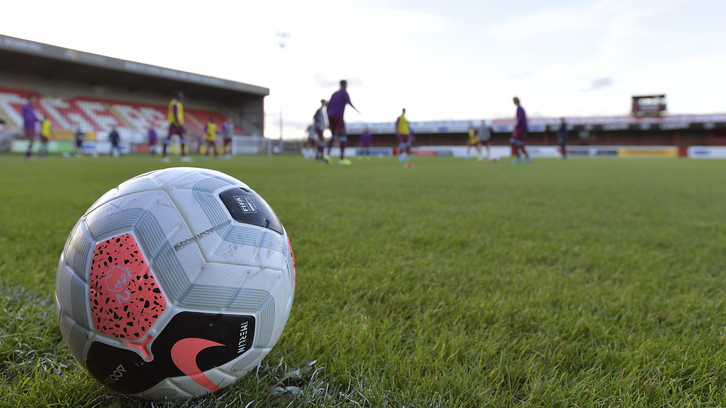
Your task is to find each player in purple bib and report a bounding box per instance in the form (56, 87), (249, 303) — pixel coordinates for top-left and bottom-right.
(510, 97), (531, 163)
(22, 94), (40, 159)
(359, 126), (372, 156)
(148, 127), (157, 155)
(326, 80), (357, 165)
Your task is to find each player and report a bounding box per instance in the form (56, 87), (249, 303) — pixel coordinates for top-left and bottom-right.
(511, 97), (530, 163)
(22, 94), (40, 160)
(109, 127), (121, 157)
(313, 100), (328, 162)
(39, 116), (53, 158)
(359, 126), (372, 157)
(222, 117), (234, 159)
(304, 100), (326, 160)
(480, 121), (492, 161)
(326, 80), (356, 165)
(22, 95), (41, 160)
(396, 108), (411, 162)
(557, 118), (568, 159)
(464, 123), (485, 161)
(304, 124), (316, 159)
(161, 91), (192, 162)
(148, 127), (157, 155)
(75, 128), (84, 157)
(203, 116), (218, 159)
(408, 128), (416, 156)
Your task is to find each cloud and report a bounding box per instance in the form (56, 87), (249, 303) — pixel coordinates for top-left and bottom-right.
(581, 77), (614, 91)
(486, 1), (608, 45)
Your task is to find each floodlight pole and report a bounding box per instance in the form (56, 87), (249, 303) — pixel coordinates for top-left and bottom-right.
(275, 31), (290, 155)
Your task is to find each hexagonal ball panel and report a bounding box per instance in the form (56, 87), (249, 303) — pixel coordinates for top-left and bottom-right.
(89, 233), (166, 340)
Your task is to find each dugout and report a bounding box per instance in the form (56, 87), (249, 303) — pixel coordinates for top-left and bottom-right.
(0, 35), (268, 148)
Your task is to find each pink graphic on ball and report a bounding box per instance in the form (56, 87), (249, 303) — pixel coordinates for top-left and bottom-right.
(89, 234), (166, 340)
(104, 266), (132, 303)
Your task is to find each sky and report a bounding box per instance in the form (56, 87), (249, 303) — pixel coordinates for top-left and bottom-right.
(2, 0), (725, 139)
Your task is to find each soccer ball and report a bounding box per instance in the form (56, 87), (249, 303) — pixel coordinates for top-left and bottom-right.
(54, 167), (296, 400)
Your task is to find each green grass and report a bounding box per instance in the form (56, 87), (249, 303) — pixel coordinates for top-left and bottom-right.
(1, 154), (726, 407)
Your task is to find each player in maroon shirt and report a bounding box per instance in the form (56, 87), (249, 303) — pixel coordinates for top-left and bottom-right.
(359, 126), (372, 157)
(511, 97), (531, 163)
(326, 80), (357, 165)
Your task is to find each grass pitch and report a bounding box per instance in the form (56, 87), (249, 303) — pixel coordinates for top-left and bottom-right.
(1, 154), (726, 407)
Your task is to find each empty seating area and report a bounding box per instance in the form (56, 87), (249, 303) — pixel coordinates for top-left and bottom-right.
(0, 86), (244, 140)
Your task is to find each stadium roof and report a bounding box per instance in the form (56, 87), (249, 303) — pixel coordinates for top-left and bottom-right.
(0, 34), (268, 99)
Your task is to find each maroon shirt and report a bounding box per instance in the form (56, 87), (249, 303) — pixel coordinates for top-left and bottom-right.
(327, 88), (351, 118)
(515, 105), (528, 132)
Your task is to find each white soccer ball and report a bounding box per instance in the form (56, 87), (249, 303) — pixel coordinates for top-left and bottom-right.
(54, 167), (296, 400)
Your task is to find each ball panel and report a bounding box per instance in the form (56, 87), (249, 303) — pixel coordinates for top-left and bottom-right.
(115, 170), (164, 195)
(64, 220), (93, 283)
(59, 313), (91, 365)
(240, 267), (282, 294)
(179, 284), (238, 311)
(227, 288), (271, 314)
(89, 234), (166, 341)
(195, 169), (249, 190)
(152, 246), (193, 301)
(86, 340), (165, 394)
(87, 188), (119, 214)
(86, 207), (143, 242)
(218, 187), (283, 234)
(189, 262), (256, 288)
(70, 269), (92, 331)
(131, 380), (188, 400)
(168, 367), (237, 397)
(58, 263), (92, 331)
(166, 185), (229, 239)
(134, 210), (170, 258)
(256, 296), (276, 348)
(155, 167), (231, 190)
(139, 381), (182, 401)
(228, 348), (265, 374)
(86, 310), (256, 397)
(167, 184), (286, 269)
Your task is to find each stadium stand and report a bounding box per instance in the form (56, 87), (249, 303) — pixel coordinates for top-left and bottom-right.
(0, 34), (267, 153)
(346, 114), (726, 153)
(0, 87), (245, 138)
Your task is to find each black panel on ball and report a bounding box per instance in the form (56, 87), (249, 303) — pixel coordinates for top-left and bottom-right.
(86, 342), (166, 395)
(219, 188), (283, 234)
(85, 312), (256, 395)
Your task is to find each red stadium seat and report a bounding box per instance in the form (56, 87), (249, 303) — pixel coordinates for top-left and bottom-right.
(0, 86), (240, 138)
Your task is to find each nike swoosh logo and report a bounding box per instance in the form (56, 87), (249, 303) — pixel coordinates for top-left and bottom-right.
(171, 338), (225, 391)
